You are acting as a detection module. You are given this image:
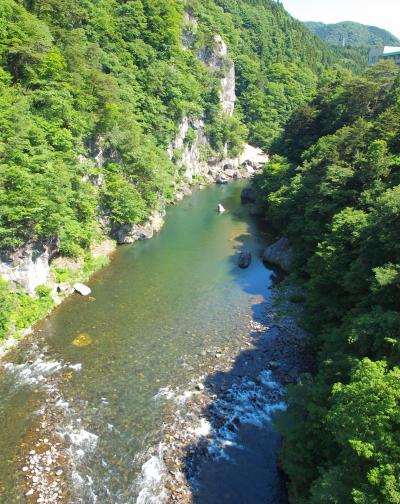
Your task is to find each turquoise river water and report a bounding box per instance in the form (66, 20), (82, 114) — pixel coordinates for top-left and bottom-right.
(0, 181), (287, 503)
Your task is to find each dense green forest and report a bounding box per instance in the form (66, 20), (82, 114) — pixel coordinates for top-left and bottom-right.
(255, 60), (400, 503)
(304, 20), (400, 71)
(0, 0), (353, 338)
(1, 0), (399, 501)
(305, 21), (400, 47)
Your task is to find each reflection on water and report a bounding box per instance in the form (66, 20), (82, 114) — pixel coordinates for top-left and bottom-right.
(0, 181), (276, 502)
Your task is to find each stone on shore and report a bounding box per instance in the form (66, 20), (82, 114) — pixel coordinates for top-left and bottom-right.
(73, 283), (92, 296)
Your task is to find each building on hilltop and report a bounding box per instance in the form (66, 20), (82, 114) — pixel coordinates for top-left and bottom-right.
(368, 46), (400, 66)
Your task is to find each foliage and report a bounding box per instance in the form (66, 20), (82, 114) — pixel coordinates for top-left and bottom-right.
(193, 0), (357, 149)
(0, 0), (357, 346)
(305, 21), (400, 48)
(0, 0), (349, 259)
(256, 61), (400, 503)
(52, 253), (110, 285)
(0, 278), (54, 339)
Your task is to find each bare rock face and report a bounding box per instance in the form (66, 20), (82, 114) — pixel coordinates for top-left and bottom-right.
(262, 238), (293, 272)
(169, 21), (270, 186)
(212, 35), (236, 117)
(0, 240), (59, 295)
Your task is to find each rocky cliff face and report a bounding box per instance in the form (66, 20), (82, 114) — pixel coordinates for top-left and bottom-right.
(206, 35), (236, 117)
(168, 28), (267, 184)
(0, 240), (58, 296)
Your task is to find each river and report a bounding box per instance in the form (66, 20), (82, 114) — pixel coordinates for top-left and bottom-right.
(0, 180), (288, 503)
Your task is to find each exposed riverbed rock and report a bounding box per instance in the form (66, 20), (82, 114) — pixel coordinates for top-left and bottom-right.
(238, 251), (252, 269)
(262, 237), (293, 272)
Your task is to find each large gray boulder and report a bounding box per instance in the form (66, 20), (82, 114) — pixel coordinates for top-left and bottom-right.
(262, 237), (293, 272)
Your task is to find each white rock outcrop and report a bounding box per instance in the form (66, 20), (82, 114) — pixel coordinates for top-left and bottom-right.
(169, 24), (268, 184)
(0, 241), (58, 296)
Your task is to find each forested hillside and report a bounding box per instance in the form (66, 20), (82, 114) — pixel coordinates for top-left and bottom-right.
(256, 60), (400, 502)
(305, 21), (400, 47)
(0, 0), (349, 338)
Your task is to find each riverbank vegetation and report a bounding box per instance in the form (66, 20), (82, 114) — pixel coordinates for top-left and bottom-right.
(255, 60), (400, 503)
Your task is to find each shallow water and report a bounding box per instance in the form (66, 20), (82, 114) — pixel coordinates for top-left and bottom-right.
(0, 181), (285, 503)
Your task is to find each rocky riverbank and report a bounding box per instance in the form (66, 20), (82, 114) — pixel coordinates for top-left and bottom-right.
(146, 281), (309, 503)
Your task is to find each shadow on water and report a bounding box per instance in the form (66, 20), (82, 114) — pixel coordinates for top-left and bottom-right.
(182, 227), (290, 504)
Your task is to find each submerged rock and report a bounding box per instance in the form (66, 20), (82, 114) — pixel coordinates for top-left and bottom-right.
(262, 237), (293, 272)
(72, 333), (93, 347)
(238, 251), (252, 269)
(217, 204), (226, 213)
(73, 283), (91, 296)
(269, 360), (280, 369)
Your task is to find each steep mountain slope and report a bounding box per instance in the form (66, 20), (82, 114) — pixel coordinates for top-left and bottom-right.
(0, 0), (346, 337)
(305, 20), (400, 47)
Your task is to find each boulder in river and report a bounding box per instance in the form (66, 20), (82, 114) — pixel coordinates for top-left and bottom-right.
(216, 175), (229, 184)
(262, 237), (293, 272)
(224, 168), (236, 178)
(217, 204), (226, 213)
(73, 283), (92, 296)
(238, 251), (252, 269)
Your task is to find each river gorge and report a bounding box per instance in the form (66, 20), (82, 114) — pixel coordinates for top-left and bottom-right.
(0, 181), (306, 503)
